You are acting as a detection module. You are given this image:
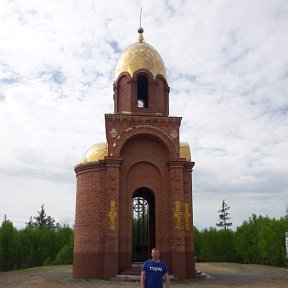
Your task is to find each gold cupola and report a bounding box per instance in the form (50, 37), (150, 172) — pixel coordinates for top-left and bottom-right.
(114, 28), (167, 81)
(81, 143), (107, 163)
(113, 28), (170, 116)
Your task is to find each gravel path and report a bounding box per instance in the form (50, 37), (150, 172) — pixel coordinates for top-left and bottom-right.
(0, 263), (287, 288)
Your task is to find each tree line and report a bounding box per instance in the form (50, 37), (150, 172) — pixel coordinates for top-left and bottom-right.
(0, 206), (73, 272)
(194, 213), (288, 267)
(1, 205), (288, 273)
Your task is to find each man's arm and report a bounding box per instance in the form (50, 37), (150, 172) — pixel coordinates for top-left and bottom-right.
(164, 272), (170, 288)
(140, 270), (146, 288)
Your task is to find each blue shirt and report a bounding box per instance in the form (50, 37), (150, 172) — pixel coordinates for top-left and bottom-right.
(142, 259), (168, 288)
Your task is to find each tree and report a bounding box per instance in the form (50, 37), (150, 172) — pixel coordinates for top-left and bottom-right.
(26, 205), (59, 230)
(283, 208), (288, 221)
(0, 218), (17, 271)
(216, 200), (232, 230)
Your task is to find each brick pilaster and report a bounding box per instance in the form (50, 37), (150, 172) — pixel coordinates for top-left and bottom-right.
(104, 157), (122, 279)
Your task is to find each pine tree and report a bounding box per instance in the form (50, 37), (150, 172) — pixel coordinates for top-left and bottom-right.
(216, 200), (232, 230)
(26, 205), (59, 230)
(284, 207), (288, 220)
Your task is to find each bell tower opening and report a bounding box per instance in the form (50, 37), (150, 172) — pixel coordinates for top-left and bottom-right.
(132, 187), (155, 262)
(137, 75), (148, 108)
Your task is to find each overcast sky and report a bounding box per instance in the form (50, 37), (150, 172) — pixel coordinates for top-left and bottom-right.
(0, 0), (287, 230)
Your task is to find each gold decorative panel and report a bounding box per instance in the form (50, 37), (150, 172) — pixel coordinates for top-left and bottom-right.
(184, 202), (191, 231)
(108, 200), (117, 230)
(174, 201), (181, 230)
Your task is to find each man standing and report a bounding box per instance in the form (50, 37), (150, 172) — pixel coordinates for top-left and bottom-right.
(140, 248), (170, 288)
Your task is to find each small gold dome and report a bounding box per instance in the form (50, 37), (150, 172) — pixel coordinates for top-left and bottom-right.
(114, 28), (167, 81)
(81, 143), (107, 163)
(180, 142), (191, 161)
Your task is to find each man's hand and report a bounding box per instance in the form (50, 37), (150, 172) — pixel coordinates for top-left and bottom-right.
(140, 270), (146, 288)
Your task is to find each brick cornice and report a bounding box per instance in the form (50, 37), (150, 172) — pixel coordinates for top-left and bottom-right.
(105, 113), (182, 125)
(104, 157), (122, 167)
(167, 158), (187, 169)
(184, 161), (195, 172)
(74, 160), (106, 175)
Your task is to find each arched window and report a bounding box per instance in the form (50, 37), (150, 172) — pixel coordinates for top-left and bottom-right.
(137, 75), (148, 108)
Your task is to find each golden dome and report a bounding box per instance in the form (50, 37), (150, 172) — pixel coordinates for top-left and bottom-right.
(114, 28), (167, 81)
(81, 143), (107, 163)
(179, 142), (191, 161)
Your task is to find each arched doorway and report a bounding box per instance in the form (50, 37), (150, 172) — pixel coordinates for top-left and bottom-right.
(132, 188), (155, 262)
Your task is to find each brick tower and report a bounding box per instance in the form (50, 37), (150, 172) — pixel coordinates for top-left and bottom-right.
(73, 28), (196, 280)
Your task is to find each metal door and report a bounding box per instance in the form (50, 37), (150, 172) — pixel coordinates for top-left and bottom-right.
(132, 196), (149, 262)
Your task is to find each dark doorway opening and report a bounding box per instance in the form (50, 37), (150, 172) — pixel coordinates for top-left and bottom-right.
(132, 188), (155, 262)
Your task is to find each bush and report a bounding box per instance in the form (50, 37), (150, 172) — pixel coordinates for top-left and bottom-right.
(0, 219), (74, 272)
(54, 244), (73, 264)
(194, 213), (288, 267)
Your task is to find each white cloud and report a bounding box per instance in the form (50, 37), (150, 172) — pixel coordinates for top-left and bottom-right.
(0, 0), (287, 230)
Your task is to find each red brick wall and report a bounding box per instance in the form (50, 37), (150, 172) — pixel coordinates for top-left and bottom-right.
(73, 164), (108, 278)
(74, 168), (106, 253)
(113, 70), (169, 115)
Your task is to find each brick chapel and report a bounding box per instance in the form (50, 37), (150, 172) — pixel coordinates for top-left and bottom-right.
(73, 27), (196, 280)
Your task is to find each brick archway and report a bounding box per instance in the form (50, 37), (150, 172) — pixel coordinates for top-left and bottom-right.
(110, 125), (179, 159)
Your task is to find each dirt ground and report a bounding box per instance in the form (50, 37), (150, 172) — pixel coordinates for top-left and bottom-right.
(0, 262), (287, 288)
